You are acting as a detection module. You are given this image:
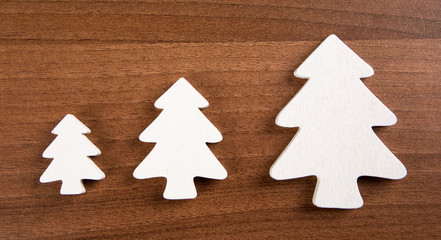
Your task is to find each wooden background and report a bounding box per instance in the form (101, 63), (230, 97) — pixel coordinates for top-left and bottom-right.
(1, 0), (440, 239)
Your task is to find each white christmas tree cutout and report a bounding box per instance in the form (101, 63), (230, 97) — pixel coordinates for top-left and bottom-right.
(270, 35), (407, 209)
(133, 78), (227, 200)
(40, 114), (105, 195)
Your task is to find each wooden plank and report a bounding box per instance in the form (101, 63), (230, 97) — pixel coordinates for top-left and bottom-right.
(1, 1), (440, 239)
(1, 38), (440, 239)
(0, 0), (440, 43)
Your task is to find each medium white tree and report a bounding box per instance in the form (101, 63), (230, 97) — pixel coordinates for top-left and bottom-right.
(133, 78), (227, 200)
(40, 114), (105, 195)
(270, 35), (407, 209)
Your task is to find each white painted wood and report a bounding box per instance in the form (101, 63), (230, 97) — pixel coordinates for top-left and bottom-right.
(40, 114), (105, 195)
(133, 77), (227, 200)
(270, 34), (407, 209)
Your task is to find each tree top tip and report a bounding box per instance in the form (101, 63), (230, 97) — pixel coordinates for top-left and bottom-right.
(295, 34), (374, 79)
(154, 77), (209, 109)
(51, 114), (91, 135)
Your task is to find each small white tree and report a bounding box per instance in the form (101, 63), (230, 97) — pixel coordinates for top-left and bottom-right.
(40, 114), (105, 195)
(133, 78), (227, 200)
(270, 35), (407, 209)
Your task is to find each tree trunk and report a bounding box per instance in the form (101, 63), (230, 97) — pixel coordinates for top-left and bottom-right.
(313, 176), (363, 209)
(163, 175), (197, 200)
(60, 180), (86, 195)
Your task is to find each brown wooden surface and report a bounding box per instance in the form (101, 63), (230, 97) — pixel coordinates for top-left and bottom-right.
(1, 1), (440, 239)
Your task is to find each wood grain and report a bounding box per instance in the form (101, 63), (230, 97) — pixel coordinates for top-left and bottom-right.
(1, 1), (440, 239)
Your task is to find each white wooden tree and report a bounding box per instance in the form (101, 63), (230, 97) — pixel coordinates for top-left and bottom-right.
(40, 114), (105, 195)
(133, 78), (227, 200)
(270, 35), (407, 209)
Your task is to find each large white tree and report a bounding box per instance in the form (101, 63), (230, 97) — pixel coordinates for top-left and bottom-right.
(40, 114), (105, 195)
(134, 78), (227, 200)
(270, 35), (407, 209)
